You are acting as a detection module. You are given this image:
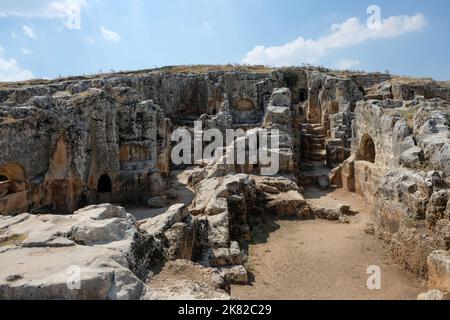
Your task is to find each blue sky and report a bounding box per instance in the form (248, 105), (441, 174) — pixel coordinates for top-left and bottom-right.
(0, 0), (449, 81)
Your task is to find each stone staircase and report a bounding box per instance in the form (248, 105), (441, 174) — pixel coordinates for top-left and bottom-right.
(300, 123), (327, 163)
(299, 123), (331, 190)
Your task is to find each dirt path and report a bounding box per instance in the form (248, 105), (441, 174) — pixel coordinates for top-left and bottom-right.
(231, 187), (425, 300)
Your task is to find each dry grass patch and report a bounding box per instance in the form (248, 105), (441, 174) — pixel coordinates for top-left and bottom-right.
(385, 106), (420, 129)
(0, 115), (19, 125)
(154, 64), (274, 74)
(0, 234), (27, 247)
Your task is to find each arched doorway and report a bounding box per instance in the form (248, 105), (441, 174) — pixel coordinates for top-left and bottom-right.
(234, 99), (256, 112)
(0, 175), (9, 197)
(0, 163), (28, 214)
(0, 163), (26, 194)
(358, 134), (376, 163)
(359, 87), (365, 96)
(97, 174), (112, 193)
(208, 100), (217, 115)
(96, 174), (112, 204)
(233, 98), (258, 124)
(298, 89), (307, 102)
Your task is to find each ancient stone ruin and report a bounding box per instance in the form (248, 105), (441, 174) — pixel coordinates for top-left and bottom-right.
(0, 66), (449, 299)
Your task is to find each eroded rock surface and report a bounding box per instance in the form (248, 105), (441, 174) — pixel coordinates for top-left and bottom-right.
(0, 204), (161, 299)
(1, 65), (450, 299)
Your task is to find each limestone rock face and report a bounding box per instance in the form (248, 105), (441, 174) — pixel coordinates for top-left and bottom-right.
(339, 95), (450, 282)
(2, 65), (450, 299)
(140, 204), (189, 237)
(0, 204), (163, 300)
(262, 88), (295, 173)
(353, 100), (399, 170)
(400, 147), (424, 169)
(264, 106), (291, 130)
(367, 168), (449, 277)
(190, 174), (264, 264)
(392, 81), (450, 102)
(413, 100), (450, 176)
(140, 203), (198, 261)
(268, 88), (292, 108)
(0, 90), (172, 215)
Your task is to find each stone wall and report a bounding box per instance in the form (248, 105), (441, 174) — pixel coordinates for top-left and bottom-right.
(2, 66), (450, 218)
(0, 89), (172, 215)
(340, 97), (450, 281)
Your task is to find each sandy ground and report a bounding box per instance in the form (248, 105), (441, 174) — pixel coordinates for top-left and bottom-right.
(231, 187), (425, 300)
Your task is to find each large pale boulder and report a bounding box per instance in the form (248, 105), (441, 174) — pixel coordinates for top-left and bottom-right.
(0, 204), (163, 300)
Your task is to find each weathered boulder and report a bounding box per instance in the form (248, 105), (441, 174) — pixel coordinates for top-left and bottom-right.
(311, 207), (341, 221)
(393, 119), (416, 162)
(426, 190), (450, 227)
(261, 176), (301, 193)
(163, 217), (198, 261)
(209, 241), (242, 267)
(413, 100), (450, 175)
(217, 265), (248, 285)
(266, 191), (307, 218)
(336, 203), (352, 215)
(268, 88), (292, 108)
(140, 204), (189, 238)
(0, 204), (163, 300)
(427, 250), (450, 292)
(0, 245), (147, 300)
(263, 106), (291, 128)
(400, 147), (424, 169)
(144, 260), (230, 300)
(417, 289), (446, 300)
(146, 196), (168, 208)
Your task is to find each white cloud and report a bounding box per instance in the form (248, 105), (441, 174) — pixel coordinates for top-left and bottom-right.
(85, 35), (95, 44)
(242, 13), (426, 66)
(23, 25), (37, 39)
(21, 48), (34, 55)
(335, 58), (361, 70)
(0, 47), (34, 82)
(0, 0), (86, 30)
(203, 20), (212, 31)
(100, 26), (120, 43)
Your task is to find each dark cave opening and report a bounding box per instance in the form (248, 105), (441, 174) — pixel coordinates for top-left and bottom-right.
(97, 174), (112, 193)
